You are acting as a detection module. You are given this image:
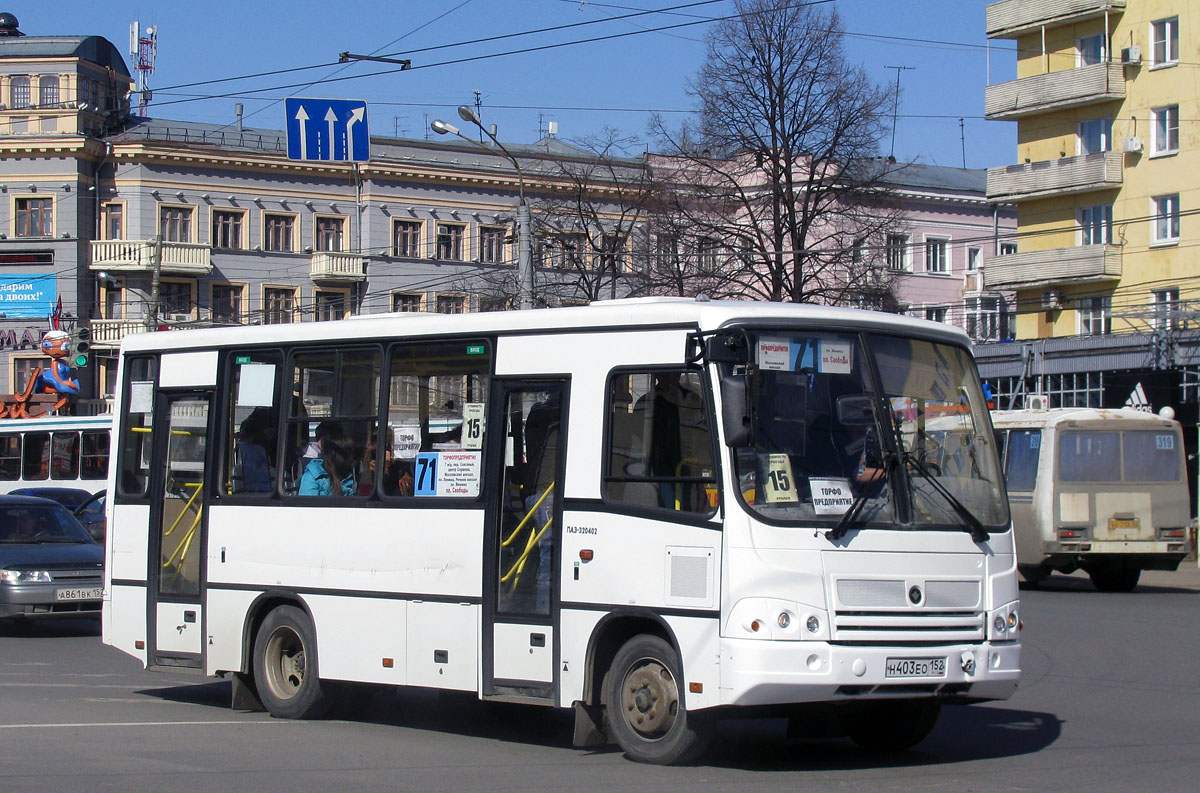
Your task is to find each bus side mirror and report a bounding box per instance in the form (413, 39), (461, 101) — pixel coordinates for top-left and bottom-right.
(836, 395), (874, 426)
(720, 374), (753, 447)
(706, 332), (751, 364)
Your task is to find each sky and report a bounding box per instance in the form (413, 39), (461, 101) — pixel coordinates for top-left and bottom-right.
(7, 0), (1018, 168)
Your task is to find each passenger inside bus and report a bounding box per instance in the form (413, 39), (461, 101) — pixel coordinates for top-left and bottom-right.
(298, 421), (356, 496)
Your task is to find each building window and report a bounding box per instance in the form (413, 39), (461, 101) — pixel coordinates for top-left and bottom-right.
(1079, 296), (1111, 336)
(435, 294), (465, 314)
(14, 197), (52, 237)
(436, 224), (464, 261)
(698, 237), (720, 272)
(924, 307), (947, 323)
(1152, 105), (1179, 155)
(966, 296), (1002, 342)
(12, 357), (40, 394)
(38, 76), (59, 107)
(1152, 17), (1179, 66)
(159, 281), (194, 319)
(9, 75), (30, 109)
(315, 216), (344, 252)
(886, 233), (908, 270)
(999, 241), (1017, 256)
(924, 237), (948, 273)
(101, 202), (123, 240)
(212, 209), (245, 250)
(1080, 204), (1113, 245)
(159, 206), (192, 242)
(1153, 288), (1181, 331)
(264, 213), (295, 252)
(102, 278), (124, 320)
(264, 287), (296, 324)
(1153, 194), (1180, 244)
(392, 220), (422, 258)
(1078, 118), (1111, 155)
(479, 226), (506, 264)
(314, 289), (348, 322)
(967, 247), (980, 270)
(597, 234), (626, 273)
(212, 284), (244, 324)
(1078, 34), (1106, 66)
(391, 292), (422, 313)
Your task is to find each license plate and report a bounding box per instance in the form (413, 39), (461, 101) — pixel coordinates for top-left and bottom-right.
(55, 587), (102, 602)
(885, 657), (947, 678)
(1109, 518), (1140, 530)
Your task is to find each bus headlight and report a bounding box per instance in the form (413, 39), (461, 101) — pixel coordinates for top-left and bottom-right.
(728, 598), (829, 641)
(988, 600), (1020, 641)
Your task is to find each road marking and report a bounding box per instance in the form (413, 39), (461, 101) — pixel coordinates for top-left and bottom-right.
(0, 719), (295, 730)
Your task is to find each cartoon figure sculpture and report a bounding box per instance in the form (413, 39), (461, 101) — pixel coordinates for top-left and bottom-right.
(17, 329), (80, 413)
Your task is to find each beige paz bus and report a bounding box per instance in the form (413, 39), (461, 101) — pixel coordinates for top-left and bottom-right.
(991, 406), (1191, 591)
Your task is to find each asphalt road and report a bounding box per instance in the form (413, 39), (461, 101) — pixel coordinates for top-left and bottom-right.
(2, 567), (1198, 793)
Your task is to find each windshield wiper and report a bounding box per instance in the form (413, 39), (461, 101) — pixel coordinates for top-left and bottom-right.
(825, 453), (894, 542)
(902, 452), (990, 543)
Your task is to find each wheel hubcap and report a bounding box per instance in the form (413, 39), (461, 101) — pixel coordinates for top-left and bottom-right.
(620, 658), (679, 740)
(264, 626), (305, 700)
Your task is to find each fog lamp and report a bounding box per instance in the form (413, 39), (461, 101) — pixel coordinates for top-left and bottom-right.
(805, 615), (820, 634)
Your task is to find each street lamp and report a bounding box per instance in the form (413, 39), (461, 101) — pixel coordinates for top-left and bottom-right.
(432, 107), (533, 310)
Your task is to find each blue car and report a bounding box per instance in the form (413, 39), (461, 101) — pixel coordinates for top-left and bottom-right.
(9, 487), (106, 542)
(0, 496), (103, 622)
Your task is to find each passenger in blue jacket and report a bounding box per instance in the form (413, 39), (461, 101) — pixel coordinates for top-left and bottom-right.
(298, 421), (356, 496)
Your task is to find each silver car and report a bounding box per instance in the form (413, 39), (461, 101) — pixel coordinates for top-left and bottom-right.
(0, 496), (103, 621)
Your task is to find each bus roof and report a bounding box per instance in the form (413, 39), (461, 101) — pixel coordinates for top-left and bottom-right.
(990, 406), (1178, 430)
(118, 298), (970, 354)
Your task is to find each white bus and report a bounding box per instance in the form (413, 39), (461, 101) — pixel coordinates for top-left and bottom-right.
(0, 414), (111, 495)
(102, 298), (1020, 764)
(992, 406), (1190, 591)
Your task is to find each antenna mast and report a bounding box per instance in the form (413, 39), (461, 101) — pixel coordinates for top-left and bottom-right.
(129, 22), (157, 115)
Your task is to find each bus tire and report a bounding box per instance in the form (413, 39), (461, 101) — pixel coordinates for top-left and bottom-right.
(253, 605), (330, 719)
(1089, 567), (1140, 592)
(602, 634), (713, 765)
(841, 700), (940, 752)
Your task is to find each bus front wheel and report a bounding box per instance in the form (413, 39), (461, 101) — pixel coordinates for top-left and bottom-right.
(253, 605), (330, 719)
(602, 634), (713, 765)
(840, 700), (941, 751)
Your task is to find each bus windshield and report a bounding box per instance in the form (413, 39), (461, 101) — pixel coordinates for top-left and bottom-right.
(722, 329), (1008, 530)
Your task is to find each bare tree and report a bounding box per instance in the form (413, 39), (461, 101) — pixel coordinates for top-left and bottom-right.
(648, 0), (905, 305)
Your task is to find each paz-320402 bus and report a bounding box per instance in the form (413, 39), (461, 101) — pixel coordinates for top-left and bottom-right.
(102, 298), (1020, 764)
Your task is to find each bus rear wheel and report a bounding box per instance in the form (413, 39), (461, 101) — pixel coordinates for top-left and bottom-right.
(840, 700), (941, 752)
(602, 634), (713, 765)
(253, 605), (329, 719)
(1089, 567), (1140, 592)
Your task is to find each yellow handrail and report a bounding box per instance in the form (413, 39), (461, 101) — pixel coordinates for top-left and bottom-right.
(163, 482), (204, 570)
(162, 481), (203, 537)
(501, 482), (554, 548)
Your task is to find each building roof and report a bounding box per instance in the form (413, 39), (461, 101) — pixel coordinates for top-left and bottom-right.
(883, 161), (986, 194)
(0, 34), (131, 79)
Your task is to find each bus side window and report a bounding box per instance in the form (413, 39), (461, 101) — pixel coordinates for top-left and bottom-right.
(226, 353), (282, 496)
(22, 432), (50, 481)
(51, 431), (80, 481)
(604, 369), (718, 515)
(80, 430), (109, 480)
(119, 357), (158, 498)
(1006, 429), (1041, 492)
(0, 434), (19, 480)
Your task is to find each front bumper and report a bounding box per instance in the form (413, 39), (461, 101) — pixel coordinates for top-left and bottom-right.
(0, 580), (103, 620)
(719, 637), (1020, 708)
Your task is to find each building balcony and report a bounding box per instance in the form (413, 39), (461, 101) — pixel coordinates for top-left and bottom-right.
(311, 251), (366, 282)
(89, 239), (213, 275)
(983, 244), (1121, 289)
(985, 63), (1124, 120)
(88, 319), (150, 348)
(987, 0), (1125, 39)
(986, 151), (1122, 202)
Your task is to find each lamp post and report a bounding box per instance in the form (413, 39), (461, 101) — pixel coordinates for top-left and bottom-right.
(432, 107), (533, 310)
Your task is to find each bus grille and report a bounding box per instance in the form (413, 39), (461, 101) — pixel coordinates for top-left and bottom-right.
(831, 610), (985, 643)
(831, 576), (985, 643)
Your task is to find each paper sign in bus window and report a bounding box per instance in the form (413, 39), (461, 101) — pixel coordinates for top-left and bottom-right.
(1156, 434), (1175, 450)
(764, 453), (799, 503)
(809, 477), (853, 515)
(757, 338), (791, 371)
(413, 450), (482, 497)
(461, 403), (485, 450)
(236, 363), (276, 407)
(819, 341), (853, 374)
(129, 381), (154, 414)
(393, 426), (421, 459)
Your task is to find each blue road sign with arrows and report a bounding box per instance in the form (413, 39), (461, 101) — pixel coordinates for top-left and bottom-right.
(285, 98), (370, 162)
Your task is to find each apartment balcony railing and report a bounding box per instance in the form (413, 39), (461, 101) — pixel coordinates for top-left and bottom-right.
(986, 151), (1123, 202)
(985, 62), (1124, 120)
(88, 319), (152, 348)
(311, 251), (367, 282)
(983, 244), (1121, 289)
(89, 239), (214, 275)
(986, 0), (1126, 39)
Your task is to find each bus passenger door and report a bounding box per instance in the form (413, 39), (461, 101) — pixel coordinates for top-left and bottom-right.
(484, 380), (567, 700)
(147, 391), (212, 669)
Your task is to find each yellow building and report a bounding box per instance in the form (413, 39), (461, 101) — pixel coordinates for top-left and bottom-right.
(984, 0), (1196, 340)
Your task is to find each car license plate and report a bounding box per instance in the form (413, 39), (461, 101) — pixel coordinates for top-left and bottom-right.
(885, 657), (947, 678)
(1109, 518), (1140, 530)
(55, 587), (102, 601)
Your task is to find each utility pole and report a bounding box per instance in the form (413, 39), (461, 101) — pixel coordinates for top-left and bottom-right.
(144, 235), (162, 331)
(885, 65), (915, 159)
(959, 117), (967, 168)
